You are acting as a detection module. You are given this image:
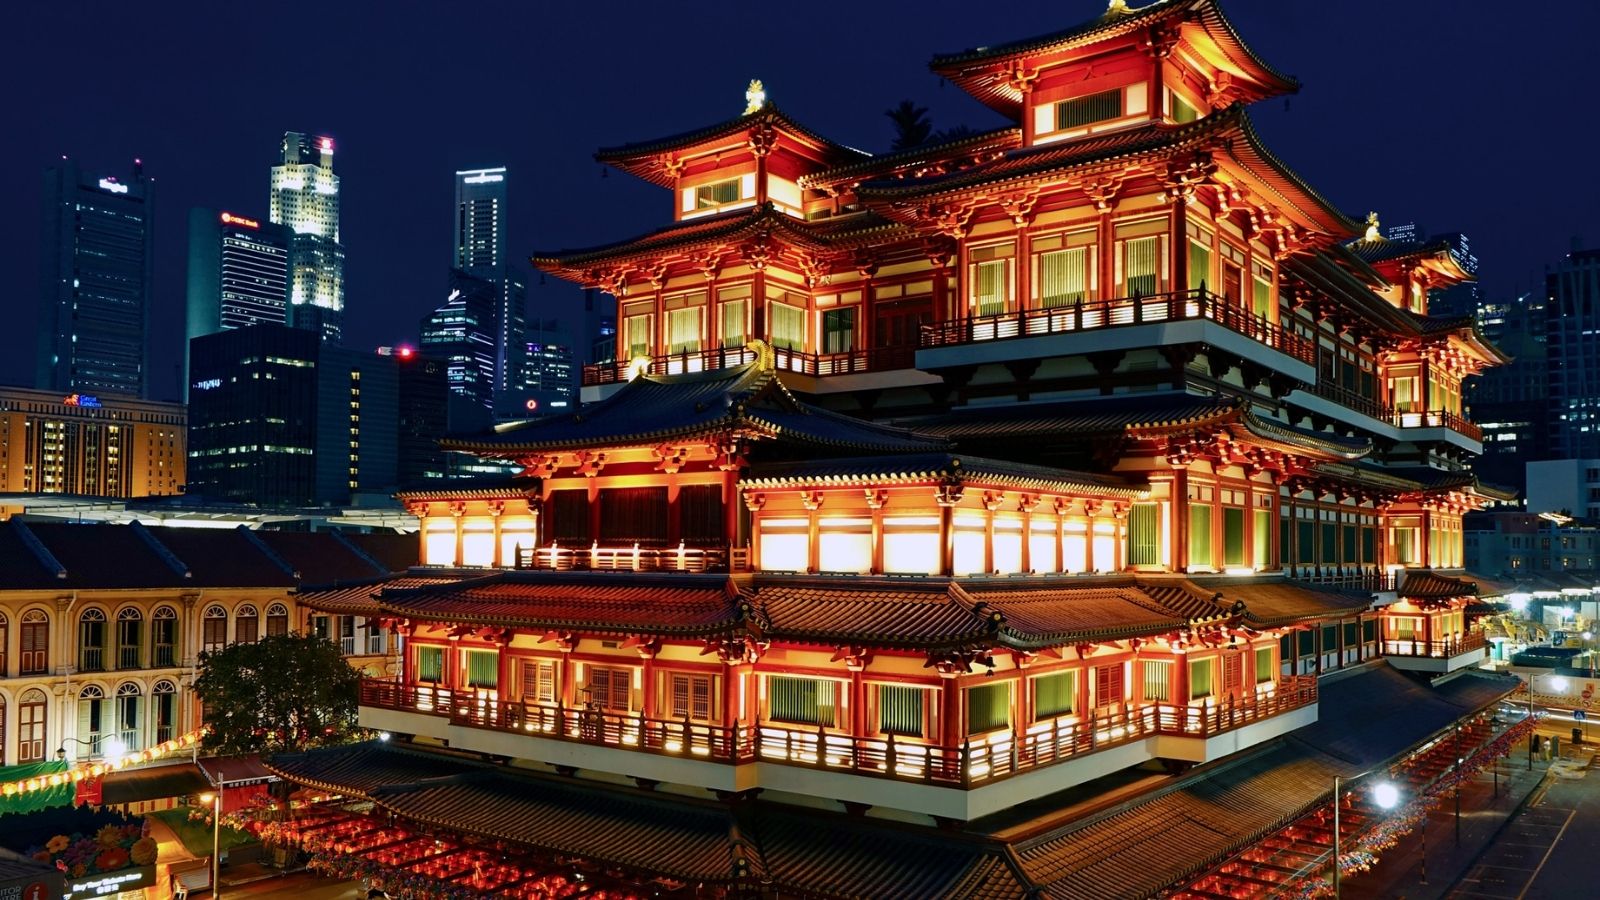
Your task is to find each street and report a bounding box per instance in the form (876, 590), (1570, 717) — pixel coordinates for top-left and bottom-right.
(1449, 740), (1600, 899)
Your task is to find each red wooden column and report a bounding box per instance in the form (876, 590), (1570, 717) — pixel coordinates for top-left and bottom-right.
(867, 490), (886, 575)
(939, 675), (963, 750)
(1172, 470), (1190, 573)
(639, 645), (657, 719)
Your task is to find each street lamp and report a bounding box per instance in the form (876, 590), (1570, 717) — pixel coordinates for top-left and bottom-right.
(197, 789), (222, 900)
(55, 735), (125, 764)
(1331, 772), (1400, 898)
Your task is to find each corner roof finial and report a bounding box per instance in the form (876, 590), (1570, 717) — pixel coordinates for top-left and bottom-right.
(744, 79), (767, 115)
(1106, 0), (1131, 14)
(1364, 211), (1384, 242)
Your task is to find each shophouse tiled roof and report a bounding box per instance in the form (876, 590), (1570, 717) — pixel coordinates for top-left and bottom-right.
(339, 531), (420, 573)
(148, 526), (298, 587)
(250, 530), (391, 584)
(443, 346), (944, 456)
(0, 521), (399, 591)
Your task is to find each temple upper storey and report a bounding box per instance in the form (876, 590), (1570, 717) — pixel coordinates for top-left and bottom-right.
(929, 0), (1299, 147)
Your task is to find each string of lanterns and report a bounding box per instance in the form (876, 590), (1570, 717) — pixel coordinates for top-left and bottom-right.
(0, 727), (210, 798)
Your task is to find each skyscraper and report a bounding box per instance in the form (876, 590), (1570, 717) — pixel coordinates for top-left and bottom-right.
(37, 159), (154, 398)
(184, 208), (291, 394)
(452, 167), (524, 393)
(188, 324), (410, 506)
(419, 270), (498, 411)
(1546, 247), (1600, 459)
(270, 132), (344, 343)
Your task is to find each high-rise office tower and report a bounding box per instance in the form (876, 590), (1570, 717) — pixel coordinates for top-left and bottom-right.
(419, 270), (498, 411)
(188, 324), (408, 506)
(184, 208), (291, 394)
(1546, 247), (1600, 459)
(270, 133), (344, 343)
(37, 159), (155, 398)
(453, 167), (524, 393)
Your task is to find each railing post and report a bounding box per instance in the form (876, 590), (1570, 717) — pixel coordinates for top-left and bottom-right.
(816, 725), (827, 768)
(961, 739), (972, 788)
(1010, 731), (1020, 774)
(885, 731), (896, 775)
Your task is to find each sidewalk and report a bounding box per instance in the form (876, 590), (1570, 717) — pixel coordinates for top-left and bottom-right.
(1342, 751), (1551, 900)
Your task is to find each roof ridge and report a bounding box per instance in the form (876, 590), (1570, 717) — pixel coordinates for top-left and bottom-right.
(10, 520), (66, 580)
(129, 521), (191, 579)
(237, 526), (298, 579)
(329, 529), (391, 576)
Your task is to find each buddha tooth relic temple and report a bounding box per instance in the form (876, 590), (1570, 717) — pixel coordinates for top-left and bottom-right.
(271, 2), (1527, 897)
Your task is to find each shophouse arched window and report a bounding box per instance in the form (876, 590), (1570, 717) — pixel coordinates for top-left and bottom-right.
(77, 685), (107, 755)
(153, 680), (178, 744)
(152, 607), (178, 667)
(235, 605), (259, 644)
(115, 682), (142, 751)
(78, 609), (108, 672)
(20, 611), (48, 676)
(266, 603), (290, 638)
(202, 606), (228, 654)
(18, 689), (47, 763)
(116, 608), (143, 670)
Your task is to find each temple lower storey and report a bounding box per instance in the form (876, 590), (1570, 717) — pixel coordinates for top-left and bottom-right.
(264, 664), (1518, 898)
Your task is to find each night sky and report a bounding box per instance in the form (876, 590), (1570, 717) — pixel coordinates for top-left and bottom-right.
(5, 0), (1596, 402)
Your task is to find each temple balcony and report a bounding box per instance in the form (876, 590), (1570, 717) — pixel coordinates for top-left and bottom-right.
(1289, 380), (1482, 450)
(580, 344), (938, 401)
(358, 676), (1317, 821)
(914, 289), (1316, 382)
(513, 542), (750, 574)
(1381, 630), (1488, 675)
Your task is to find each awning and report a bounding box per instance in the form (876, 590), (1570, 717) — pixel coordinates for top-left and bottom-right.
(100, 762), (211, 805)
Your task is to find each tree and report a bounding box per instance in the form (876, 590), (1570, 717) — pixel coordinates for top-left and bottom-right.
(193, 632), (364, 757)
(885, 100), (933, 151)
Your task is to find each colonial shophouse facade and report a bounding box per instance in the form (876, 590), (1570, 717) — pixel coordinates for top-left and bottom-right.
(273, 2), (1522, 896)
(0, 521), (411, 769)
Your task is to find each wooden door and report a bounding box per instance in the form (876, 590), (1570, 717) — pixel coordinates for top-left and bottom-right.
(18, 700), (45, 763)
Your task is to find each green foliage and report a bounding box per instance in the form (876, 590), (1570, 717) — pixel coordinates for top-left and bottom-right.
(885, 99), (932, 151)
(193, 632), (362, 756)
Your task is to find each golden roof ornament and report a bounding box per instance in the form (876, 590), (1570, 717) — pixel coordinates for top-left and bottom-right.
(1106, 0), (1131, 14)
(744, 79), (767, 115)
(1363, 211), (1384, 242)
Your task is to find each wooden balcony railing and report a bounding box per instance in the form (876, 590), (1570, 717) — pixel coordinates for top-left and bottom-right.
(1382, 631), (1488, 659)
(361, 675), (1317, 788)
(1304, 382), (1483, 441)
(514, 542), (748, 573)
(581, 344), (916, 386)
(918, 289), (1316, 366)
(1287, 568), (1398, 592)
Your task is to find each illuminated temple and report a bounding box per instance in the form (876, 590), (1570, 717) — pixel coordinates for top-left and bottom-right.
(274, 2), (1526, 896)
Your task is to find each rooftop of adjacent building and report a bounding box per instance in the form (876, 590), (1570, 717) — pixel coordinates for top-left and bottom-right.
(0, 519), (414, 590)
(0, 384), (185, 419)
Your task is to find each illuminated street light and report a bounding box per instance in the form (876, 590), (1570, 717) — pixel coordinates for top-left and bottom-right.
(1372, 782), (1400, 810)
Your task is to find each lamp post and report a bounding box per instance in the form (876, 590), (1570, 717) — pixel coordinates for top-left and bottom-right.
(1331, 772), (1399, 898)
(55, 735), (126, 764)
(197, 788), (222, 900)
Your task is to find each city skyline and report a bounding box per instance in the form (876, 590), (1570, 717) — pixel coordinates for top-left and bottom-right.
(6, 1), (1600, 403)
